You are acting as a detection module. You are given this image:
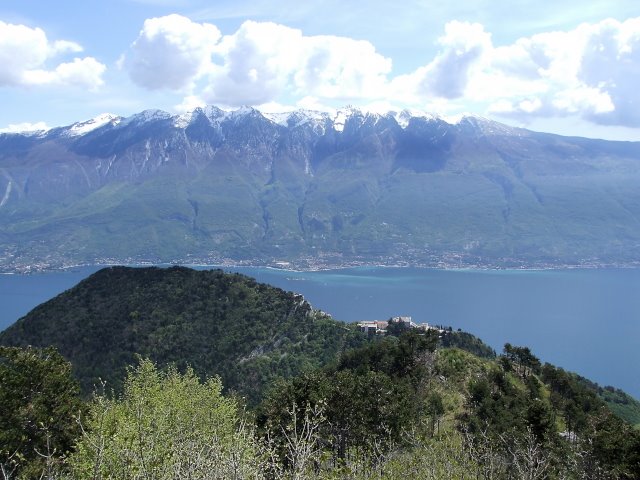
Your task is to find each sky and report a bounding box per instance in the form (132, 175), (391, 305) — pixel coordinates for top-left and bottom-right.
(1, 0), (639, 140)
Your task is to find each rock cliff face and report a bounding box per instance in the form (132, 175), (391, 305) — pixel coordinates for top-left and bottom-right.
(1, 106), (640, 270)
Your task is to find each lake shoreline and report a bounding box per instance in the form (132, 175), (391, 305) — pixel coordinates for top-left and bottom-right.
(3, 256), (640, 275)
(2, 265), (640, 399)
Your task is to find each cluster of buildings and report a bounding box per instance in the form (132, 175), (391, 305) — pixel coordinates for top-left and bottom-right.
(357, 316), (441, 335)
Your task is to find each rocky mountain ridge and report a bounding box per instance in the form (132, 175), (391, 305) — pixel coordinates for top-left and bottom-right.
(1, 105), (639, 271)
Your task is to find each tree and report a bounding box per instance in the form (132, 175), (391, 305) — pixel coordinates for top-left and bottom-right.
(0, 346), (83, 480)
(67, 359), (264, 479)
(425, 392), (444, 436)
(503, 344), (541, 377)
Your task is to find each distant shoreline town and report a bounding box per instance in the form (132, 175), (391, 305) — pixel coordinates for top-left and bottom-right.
(3, 251), (640, 275)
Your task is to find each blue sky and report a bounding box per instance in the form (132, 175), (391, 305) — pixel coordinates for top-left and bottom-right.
(1, 0), (639, 140)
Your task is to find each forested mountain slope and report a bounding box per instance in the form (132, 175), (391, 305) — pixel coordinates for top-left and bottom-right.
(0, 266), (365, 402)
(2, 266), (640, 478)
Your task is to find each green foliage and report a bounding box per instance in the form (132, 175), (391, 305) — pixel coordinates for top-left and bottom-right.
(259, 331), (438, 467)
(503, 343), (542, 377)
(0, 266), (367, 404)
(577, 380), (640, 428)
(337, 329), (438, 381)
(458, 352), (640, 479)
(434, 348), (492, 387)
(260, 370), (418, 466)
(541, 363), (606, 434)
(343, 430), (485, 479)
(2, 268), (640, 478)
(0, 346), (84, 480)
(67, 359), (264, 479)
(439, 329), (496, 359)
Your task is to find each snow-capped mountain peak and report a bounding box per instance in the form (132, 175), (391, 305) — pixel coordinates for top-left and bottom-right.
(66, 113), (120, 137)
(229, 105), (260, 120)
(3, 105), (526, 141)
(391, 109), (441, 128)
(119, 110), (172, 129)
(262, 109), (330, 129)
(173, 105), (226, 128)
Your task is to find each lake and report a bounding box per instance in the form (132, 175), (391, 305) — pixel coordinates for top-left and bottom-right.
(2, 266), (639, 398)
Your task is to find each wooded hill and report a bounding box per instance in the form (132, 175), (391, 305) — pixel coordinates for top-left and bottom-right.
(0, 266), (366, 403)
(1, 266), (639, 479)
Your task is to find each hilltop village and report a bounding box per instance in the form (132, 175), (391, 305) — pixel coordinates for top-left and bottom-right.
(357, 316), (444, 335)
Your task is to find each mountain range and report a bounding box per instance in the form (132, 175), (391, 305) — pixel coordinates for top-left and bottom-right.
(1, 105), (640, 271)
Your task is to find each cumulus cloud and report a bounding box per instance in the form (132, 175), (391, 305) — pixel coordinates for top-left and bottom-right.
(122, 14), (221, 90)
(423, 21), (492, 99)
(0, 21), (106, 89)
(388, 21), (491, 105)
(22, 58), (106, 90)
(203, 21), (391, 105)
(123, 15), (640, 128)
(122, 15), (391, 107)
(203, 21), (303, 105)
(577, 17), (640, 126)
(484, 17), (640, 126)
(293, 34), (391, 100)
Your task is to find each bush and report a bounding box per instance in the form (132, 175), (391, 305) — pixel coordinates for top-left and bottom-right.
(67, 359), (264, 479)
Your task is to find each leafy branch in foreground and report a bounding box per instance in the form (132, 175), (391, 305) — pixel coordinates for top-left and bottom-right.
(67, 359), (265, 480)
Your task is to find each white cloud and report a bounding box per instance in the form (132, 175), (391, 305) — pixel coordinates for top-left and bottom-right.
(576, 17), (640, 125)
(0, 21), (106, 89)
(174, 95), (206, 113)
(123, 14), (221, 91)
(386, 21), (493, 108)
(293, 34), (391, 100)
(424, 21), (492, 99)
(481, 17), (640, 126)
(295, 95), (334, 112)
(0, 121), (49, 133)
(202, 20), (391, 106)
(203, 21), (303, 105)
(23, 58), (106, 90)
(122, 15), (640, 128)
(551, 86), (614, 114)
(123, 16), (391, 107)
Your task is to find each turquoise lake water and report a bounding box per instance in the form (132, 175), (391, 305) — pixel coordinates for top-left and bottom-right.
(2, 266), (639, 397)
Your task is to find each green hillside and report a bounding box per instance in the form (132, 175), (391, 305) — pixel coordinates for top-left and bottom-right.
(0, 266), (366, 403)
(2, 266), (639, 479)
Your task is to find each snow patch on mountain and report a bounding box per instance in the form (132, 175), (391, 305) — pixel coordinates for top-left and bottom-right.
(445, 113), (524, 136)
(173, 106), (227, 128)
(392, 110), (440, 128)
(173, 111), (197, 129)
(229, 106), (260, 121)
(66, 114), (120, 136)
(0, 180), (12, 208)
(121, 109), (172, 128)
(261, 111), (290, 127)
(262, 109), (329, 130)
(8, 104), (527, 140)
(333, 110), (346, 132)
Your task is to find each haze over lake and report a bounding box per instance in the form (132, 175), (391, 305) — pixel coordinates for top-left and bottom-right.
(2, 266), (639, 398)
